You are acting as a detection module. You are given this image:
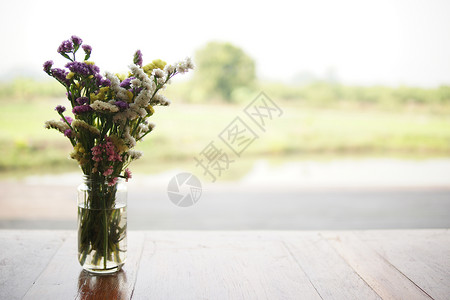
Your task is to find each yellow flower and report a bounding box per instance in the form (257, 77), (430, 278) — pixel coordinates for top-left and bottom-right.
(109, 135), (129, 154)
(90, 92), (98, 101)
(90, 87), (110, 101)
(116, 73), (127, 82)
(66, 72), (75, 79)
(76, 143), (85, 153)
(70, 143), (86, 163)
(100, 86), (110, 93)
(126, 90), (134, 102)
(143, 59), (167, 76)
(84, 61), (95, 65)
(146, 105), (154, 116)
(153, 59), (166, 70)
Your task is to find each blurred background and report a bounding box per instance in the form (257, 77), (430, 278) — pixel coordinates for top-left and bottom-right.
(1, 0), (450, 230)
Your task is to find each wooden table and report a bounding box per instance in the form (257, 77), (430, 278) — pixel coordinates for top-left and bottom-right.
(1, 230), (449, 299)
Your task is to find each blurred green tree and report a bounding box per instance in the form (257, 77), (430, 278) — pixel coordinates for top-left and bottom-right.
(193, 41), (256, 102)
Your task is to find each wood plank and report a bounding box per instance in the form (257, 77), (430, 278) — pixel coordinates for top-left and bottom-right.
(2, 230), (449, 299)
(132, 231), (321, 299)
(281, 231), (381, 299)
(22, 231), (81, 299)
(0, 230), (67, 300)
(356, 229), (450, 300)
(75, 231), (145, 300)
(323, 231), (433, 300)
(23, 231), (145, 300)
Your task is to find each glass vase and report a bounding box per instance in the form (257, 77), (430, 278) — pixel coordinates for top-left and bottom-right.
(77, 175), (127, 274)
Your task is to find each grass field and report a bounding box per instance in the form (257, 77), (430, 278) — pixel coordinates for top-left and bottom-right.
(1, 96), (449, 180)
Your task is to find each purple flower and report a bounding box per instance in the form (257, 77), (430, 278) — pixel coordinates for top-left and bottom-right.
(82, 44), (92, 60)
(61, 116), (73, 124)
(82, 44), (92, 53)
(65, 61), (91, 76)
(43, 60), (53, 74)
(133, 87), (142, 94)
(133, 50), (143, 67)
(119, 77), (134, 89)
(71, 35), (82, 46)
(101, 78), (111, 87)
(57, 40), (73, 53)
(64, 129), (72, 137)
(115, 101), (129, 110)
(76, 97), (89, 105)
(51, 68), (70, 86)
(72, 105), (93, 115)
(55, 105), (66, 114)
(87, 63), (100, 74)
(94, 74), (105, 86)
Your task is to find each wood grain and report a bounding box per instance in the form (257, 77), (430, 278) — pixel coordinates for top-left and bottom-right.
(23, 231), (81, 299)
(281, 231), (381, 299)
(0, 230), (67, 300)
(322, 231), (434, 300)
(1, 230), (449, 299)
(132, 231), (321, 299)
(356, 229), (450, 300)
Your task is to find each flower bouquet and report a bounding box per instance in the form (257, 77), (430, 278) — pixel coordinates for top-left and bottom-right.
(44, 35), (193, 273)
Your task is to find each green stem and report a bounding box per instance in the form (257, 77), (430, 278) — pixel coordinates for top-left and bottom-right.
(136, 128), (153, 142)
(102, 186), (108, 269)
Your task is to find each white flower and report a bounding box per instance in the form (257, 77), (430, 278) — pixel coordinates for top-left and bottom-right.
(157, 77), (166, 85)
(151, 94), (170, 106)
(131, 78), (141, 87)
(175, 57), (194, 73)
(72, 119), (101, 136)
(113, 112), (127, 124)
(138, 108), (147, 117)
(129, 63), (156, 94)
(128, 150), (143, 160)
(152, 69), (166, 78)
(134, 89), (152, 108)
(105, 72), (129, 101)
(164, 64), (176, 74)
(142, 80), (155, 91)
(113, 109), (139, 124)
(123, 126), (136, 147)
(44, 120), (69, 133)
(138, 123), (148, 132)
(90, 100), (119, 113)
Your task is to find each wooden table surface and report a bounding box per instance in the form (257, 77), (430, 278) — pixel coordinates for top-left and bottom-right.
(1, 230), (449, 300)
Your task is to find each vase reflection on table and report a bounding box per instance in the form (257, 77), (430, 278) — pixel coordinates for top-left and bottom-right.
(78, 269), (128, 298)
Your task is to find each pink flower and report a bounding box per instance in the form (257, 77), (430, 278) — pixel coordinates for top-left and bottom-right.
(61, 116), (73, 124)
(103, 166), (113, 176)
(64, 129), (72, 137)
(124, 168), (132, 182)
(91, 138), (122, 164)
(108, 177), (118, 186)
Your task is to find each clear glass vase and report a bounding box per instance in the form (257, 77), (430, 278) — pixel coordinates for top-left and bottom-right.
(77, 175), (127, 274)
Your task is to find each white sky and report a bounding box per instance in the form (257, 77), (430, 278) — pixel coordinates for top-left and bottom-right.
(1, 0), (450, 86)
